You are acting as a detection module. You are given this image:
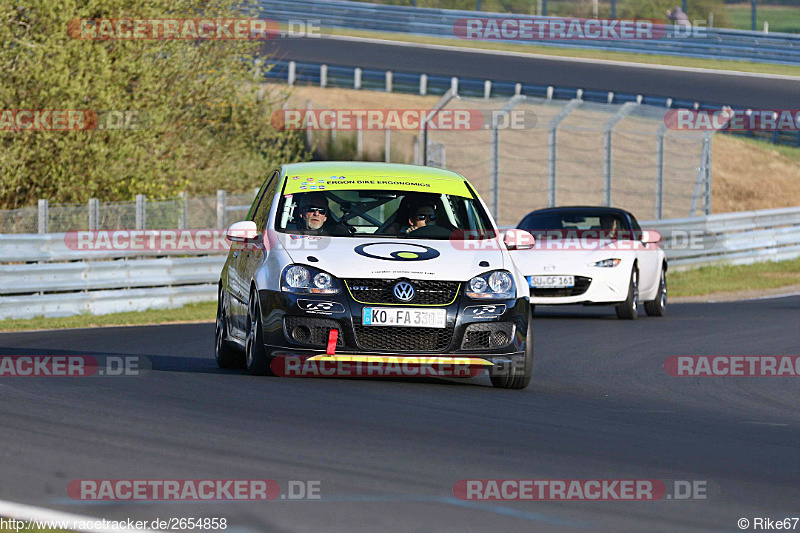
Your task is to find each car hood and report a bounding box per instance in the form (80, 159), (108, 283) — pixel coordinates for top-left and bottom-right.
(509, 239), (637, 274)
(275, 233), (507, 281)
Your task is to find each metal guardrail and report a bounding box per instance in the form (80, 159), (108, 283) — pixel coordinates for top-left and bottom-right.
(260, 0), (800, 65)
(265, 59), (800, 148)
(642, 206), (800, 270)
(0, 231), (229, 262)
(0, 238), (227, 320)
(2, 206), (799, 319)
(0, 256), (226, 295)
(0, 285), (217, 321)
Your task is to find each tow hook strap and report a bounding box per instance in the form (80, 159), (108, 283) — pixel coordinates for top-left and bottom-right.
(326, 329), (339, 355)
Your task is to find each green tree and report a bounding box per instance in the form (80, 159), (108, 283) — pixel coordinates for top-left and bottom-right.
(0, 0), (308, 208)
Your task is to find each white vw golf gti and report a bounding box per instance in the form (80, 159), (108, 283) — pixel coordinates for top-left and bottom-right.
(216, 162), (535, 388)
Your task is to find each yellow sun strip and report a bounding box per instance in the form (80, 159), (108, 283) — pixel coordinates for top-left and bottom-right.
(283, 176), (472, 197)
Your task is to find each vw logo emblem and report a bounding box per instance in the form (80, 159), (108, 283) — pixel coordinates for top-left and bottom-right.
(393, 281), (415, 302)
(544, 264), (556, 272)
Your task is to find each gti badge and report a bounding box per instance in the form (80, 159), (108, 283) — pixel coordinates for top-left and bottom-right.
(393, 281), (415, 302)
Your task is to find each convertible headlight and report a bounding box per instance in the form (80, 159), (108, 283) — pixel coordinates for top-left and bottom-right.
(282, 265), (341, 294)
(593, 258), (622, 268)
(467, 270), (515, 299)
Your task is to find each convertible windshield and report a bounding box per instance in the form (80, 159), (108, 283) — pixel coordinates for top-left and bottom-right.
(518, 210), (634, 240)
(276, 178), (495, 239)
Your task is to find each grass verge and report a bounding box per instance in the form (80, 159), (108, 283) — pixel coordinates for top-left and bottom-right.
(727, 4), (800, 34)
(0, 301), (216, 333)
(1, 259), (799, 332)
(322, 27), (800, 77)
(668, 257), (800, 297)
(725, 135), (800, 165)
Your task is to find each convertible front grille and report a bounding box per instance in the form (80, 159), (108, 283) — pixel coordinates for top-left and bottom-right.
(530, 276), (592, 297)
(345, 279), (460, 305)
(353, 322), (454, 352)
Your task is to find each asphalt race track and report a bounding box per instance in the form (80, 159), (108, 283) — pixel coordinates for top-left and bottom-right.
(1, 296), (798, 532)
(264, 36), (800, 109)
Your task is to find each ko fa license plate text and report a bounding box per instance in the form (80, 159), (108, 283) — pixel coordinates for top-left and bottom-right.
(362, 307), (447, 328)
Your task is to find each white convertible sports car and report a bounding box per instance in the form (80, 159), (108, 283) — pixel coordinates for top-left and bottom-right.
(510, 206), (667, 319)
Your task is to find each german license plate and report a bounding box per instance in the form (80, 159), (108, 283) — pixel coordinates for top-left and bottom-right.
(362, 307), (446, 328)
(528, 275), (575, 288)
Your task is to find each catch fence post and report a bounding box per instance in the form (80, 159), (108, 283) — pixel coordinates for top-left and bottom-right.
(89, 198), (99, 230)
(136, 195), (146, 230)
(38, 199), (48, 234)
(217, 190), (226, 230)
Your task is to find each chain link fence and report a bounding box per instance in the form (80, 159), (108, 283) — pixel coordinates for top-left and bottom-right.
(421, 95), (712, 226)
(0, 191), (258, 234)
(1, 95), (711, 233)
(305, 93), (713, 227)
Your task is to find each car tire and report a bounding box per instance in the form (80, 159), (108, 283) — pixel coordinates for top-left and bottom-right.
(215, 288), (243, 369)
(490, 314), (533, 390)
(245, 289), (274, 376)
(615, 267), (639, 320)
(644, 267), (667, 317)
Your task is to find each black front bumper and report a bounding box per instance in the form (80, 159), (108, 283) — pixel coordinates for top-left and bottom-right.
(257, 285), (530, 364)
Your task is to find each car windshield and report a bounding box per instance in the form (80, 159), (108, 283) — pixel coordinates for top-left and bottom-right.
(275, 176), (496, 240)
(518, 211), (630, 240)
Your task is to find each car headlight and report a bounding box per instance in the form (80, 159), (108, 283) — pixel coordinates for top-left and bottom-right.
(593, 258), (622, 268)
(281, 265), (341, 294)
(488, 271), (513, 293)
(469, 276), (488, 293)
(467, 270), (515, 299)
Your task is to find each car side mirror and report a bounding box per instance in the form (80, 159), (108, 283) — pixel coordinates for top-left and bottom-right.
(640, 230), (662, 244)
(503, 229), (535, 250)
(226, 221), (260, 243)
